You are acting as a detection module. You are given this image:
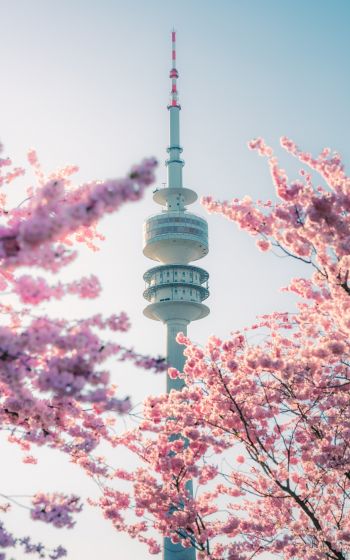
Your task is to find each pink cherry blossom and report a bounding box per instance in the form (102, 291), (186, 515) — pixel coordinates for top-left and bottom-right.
(31, 493), (82, 528)
(256, 239), (270, 252)
(0, 142), (164, 557)
(102, 140), (350, 559)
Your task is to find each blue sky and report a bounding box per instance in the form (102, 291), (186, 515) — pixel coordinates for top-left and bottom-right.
(1, 1), (350, 558)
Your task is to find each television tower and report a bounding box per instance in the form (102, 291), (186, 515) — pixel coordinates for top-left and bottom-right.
(143, 31), (209, 559)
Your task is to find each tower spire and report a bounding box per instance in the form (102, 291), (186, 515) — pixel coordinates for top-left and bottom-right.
(170, 29), (180, 107)
(167, 30), (184, 190)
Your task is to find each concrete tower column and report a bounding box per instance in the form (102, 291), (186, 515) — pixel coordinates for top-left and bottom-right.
(164, 319), (195, 560)
(166, 319), (188, 392)
(164, 534), (196, 560)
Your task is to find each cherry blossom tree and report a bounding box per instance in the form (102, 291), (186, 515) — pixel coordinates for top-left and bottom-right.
(105, 139), (350, 559)
(0, 143), (165, 559)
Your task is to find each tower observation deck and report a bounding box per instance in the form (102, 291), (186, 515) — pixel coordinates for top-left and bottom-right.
(143, 31), (209, 560)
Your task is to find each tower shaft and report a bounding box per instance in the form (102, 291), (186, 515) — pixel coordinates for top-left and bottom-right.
(166, 319), (188, 392)
(165, 319), (196, 560)
(167, 106), (183, 189)
(165, 320), (195, 560)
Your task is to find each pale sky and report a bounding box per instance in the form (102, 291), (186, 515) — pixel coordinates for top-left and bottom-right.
(1, 0), (350, 558)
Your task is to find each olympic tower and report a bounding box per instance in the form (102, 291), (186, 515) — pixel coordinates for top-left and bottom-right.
(143, 31), (209, 560)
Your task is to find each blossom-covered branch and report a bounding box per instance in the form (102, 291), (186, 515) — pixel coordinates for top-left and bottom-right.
(102, 141), (350, 559)
(0, 144), (165, 559)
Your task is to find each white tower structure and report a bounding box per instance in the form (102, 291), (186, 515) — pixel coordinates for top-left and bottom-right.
(143, 32), (209, 560)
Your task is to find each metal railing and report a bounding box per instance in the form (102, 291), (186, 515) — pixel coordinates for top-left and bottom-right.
(144, 209), (208, 223)
(143, 282), (209, 302)
(143, 264), (209, 283)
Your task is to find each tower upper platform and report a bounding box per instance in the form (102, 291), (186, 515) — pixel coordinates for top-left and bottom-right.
(143, 31), (209, 324)
(143, 210), (208, 264)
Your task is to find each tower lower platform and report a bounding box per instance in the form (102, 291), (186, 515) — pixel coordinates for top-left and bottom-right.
(144, 300), (209, 323)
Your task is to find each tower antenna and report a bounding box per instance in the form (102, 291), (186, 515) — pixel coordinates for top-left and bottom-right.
(170, 29), (180, 107)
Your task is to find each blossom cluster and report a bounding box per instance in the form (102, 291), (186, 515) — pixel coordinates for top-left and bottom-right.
(0, 147), (157, 271)
(0, 520), (67, 560)
(13, 274), (102, 304)
(202, 137), (350, 296)
(31, 493), (82, 528)
(100, 141), (350, 559)
(0, 144), (163, 557)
